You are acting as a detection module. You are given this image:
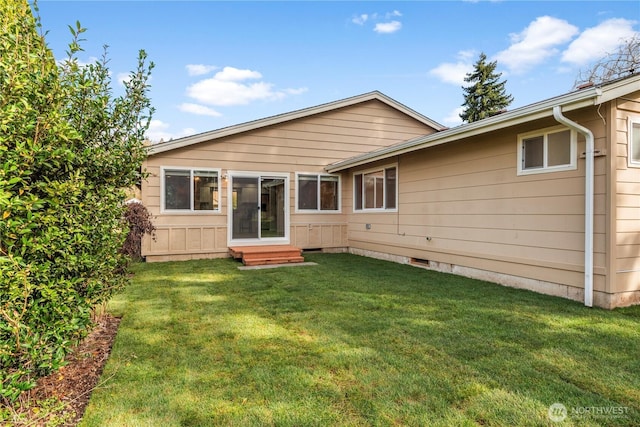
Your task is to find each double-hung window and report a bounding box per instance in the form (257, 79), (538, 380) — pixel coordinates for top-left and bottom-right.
(162, 167), (221, 212)
(353, 165), (397, 211)
(296, 173), (340, 212)
(517, 126), (576, 175)
(629, 118), (640, 167)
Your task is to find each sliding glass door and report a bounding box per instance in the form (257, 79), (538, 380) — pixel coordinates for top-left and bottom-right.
(230, 174), (287, 243)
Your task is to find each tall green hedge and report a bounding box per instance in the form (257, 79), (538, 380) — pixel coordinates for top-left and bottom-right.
(0, 0), (153, 401)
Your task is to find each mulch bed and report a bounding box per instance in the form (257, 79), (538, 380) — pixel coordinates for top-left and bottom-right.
(12, 314), (121, 426)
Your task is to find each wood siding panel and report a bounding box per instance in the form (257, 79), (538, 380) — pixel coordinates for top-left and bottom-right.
(615, 271), (640, 293)
(142, 99), (433, 257)
(170, 229), (187, 251)
(616, 248), (640, 271)
(291, 223), (348, 248)
(617, 221), (640, 234)
(398, 213), (601, 233)
(350, 238), (605, 291)
(400, 195), (605, 216)
(187, 228), (201, 250)
(347, 110), (609, 292)
(617, 232), (640, 245)
(614, 92), (640, 294)
(144, 226), (228, 256)
(292, 226), (310, 247)
(617, 95), (640, 113)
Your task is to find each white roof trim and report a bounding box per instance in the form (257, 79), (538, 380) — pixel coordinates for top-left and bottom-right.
(325, 74), (640, 173)
(147, 91), (446, 156)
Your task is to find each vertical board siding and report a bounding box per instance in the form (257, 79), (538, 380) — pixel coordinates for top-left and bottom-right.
(142, 100), (436, 257)
(291, 224), (348, 248)
(142, 225), (234, 258)
(614, 93), (640, 293)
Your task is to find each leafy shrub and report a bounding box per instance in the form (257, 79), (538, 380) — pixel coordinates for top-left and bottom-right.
(0, 1), (153, 402)
(121, 201), (156, 261)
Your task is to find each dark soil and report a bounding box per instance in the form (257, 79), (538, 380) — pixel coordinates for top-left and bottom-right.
(14, 314), (121, 426)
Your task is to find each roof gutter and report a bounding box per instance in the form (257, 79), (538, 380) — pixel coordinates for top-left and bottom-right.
(325, 86), (603, 173)
(553, 105), (594, 307)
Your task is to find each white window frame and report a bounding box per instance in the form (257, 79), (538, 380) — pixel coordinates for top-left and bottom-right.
(160, 166), (222, 214)
(517, 125), (577, 175)
(294, 172), (342, 213)
(629, 117), (640, 168)
(352, 164), (398, 212)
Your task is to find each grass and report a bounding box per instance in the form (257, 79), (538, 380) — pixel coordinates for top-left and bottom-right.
(80, 253), (640, 426)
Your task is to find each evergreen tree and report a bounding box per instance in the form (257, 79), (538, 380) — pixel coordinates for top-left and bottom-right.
(459, 52), (513, 123)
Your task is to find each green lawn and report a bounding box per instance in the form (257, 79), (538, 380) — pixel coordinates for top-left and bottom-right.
(80, 253), (640, 426)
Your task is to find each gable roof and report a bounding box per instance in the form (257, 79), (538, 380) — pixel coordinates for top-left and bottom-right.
(147, 91), (446, 156)
(326, 73), (640, 173)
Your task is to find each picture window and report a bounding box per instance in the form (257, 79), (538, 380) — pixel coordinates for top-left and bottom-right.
(518, 127), (576, 175)
(296, 173), (340, 212)
(162, 168), (221, 212)
(354, 165), (397, 211)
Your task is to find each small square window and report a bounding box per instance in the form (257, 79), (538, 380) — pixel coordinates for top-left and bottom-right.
(518, 127), (576, 175)
(353, 165), (397, 211)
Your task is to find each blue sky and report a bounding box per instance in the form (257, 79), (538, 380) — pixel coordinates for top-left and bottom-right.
(36, 1), (639, 142)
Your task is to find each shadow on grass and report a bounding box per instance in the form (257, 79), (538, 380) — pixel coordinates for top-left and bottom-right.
(82, 253), (640, 427)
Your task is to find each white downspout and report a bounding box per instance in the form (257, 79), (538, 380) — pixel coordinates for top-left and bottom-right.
(553, 106), (594, 307)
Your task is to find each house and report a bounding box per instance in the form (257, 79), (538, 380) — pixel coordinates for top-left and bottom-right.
(141, 74), (640, 309)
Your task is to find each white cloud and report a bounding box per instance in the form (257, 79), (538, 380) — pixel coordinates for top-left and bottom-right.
(117, 72), (131, 86)
(284, 87), (309, 95)
(188, 80), (278, 106)
(442, 107), (464, 127)
(179, 103), (222, 117)
(352, 10), (403, 34)
(185, 66), (306, 106)
(429, 50), (476, 85)
(146, 119), (195, 142)
(495, 16), (579, 74)
(76, 56), (99, 67)
(352, 14), (368, 25)
(150, 119), (169, 129)
(214, 66), (262, 82)
(57, 56), (99, 69)
(186, 64), (218, 76)
(374, 21), (402, 34)
(561, 18), (638, 65)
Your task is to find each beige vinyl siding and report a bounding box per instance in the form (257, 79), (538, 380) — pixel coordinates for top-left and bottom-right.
(347, 112), (609, 294)
(142, 100), (437, 259)
(614, 92), (640, 295)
